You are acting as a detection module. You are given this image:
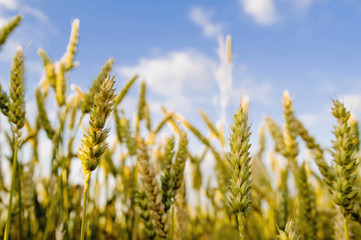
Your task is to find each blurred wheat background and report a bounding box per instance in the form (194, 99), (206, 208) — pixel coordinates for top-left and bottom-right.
(1, 1), (361, 240)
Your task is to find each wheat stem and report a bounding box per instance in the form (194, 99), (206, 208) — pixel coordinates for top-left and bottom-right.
(343, 216), (349, 240)
(17, 160), (22, 240)
(4, 136), (19, 240)
(81, 170), (91, 240)
(237, 213), (245, 240)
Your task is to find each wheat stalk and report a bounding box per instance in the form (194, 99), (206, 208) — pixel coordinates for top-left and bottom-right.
(227, 98), (252, 240)
(4, 47), (26, 240)
(78, 75), (115, 240)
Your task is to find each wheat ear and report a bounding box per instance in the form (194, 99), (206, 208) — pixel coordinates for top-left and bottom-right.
(81, 58), (114, 113)
(276, 220), (301, 240)
(297, 163), (318, 240)
(137, 136), (168, 239)
(0, 15), (22, 48)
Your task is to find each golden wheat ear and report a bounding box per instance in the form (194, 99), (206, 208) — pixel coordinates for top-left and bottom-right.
(0, 15), (22, 49)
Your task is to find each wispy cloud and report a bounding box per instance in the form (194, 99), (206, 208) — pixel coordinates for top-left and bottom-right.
(239, 0), (278, 25)
(189, 6), (223, 39)
(20, 5), (47, 22)
(0, 0), (47, 22)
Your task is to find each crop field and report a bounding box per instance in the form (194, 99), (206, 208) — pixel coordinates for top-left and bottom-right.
(0, 10), (361, 240)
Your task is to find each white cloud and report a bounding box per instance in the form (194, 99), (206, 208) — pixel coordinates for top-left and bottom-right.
(118, 50), (217, 97)
(117, 50), (274, 121)
(0, 0), (17, 10)
(240, 0), (278, 25)
(189, 6), (223, 39)
(118, 50), (218, 114)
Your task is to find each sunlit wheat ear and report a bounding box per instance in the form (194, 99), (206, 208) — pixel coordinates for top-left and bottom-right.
(8, 47), (26, 131)
(331, 100), (359, 219)
(200, 110), (225, 147)
(297, 119), (335, 190)
(258, 125), (265, 156)
(61, 18), (80, 70)
(282, 90), (299, 162)
(81, 58), (113, 113)
(114, 74), (138, 106)
(265, 117), (287, 156)
(136, 189), (156, 239)
(136, 81), (147, 132)
(146, 104), (153, 131)
(68, 94), (81, 131)
(161, 136), (176, 212)
(227, 98), (252, 240)
(161, 106), (181, 135)
(190, 151), (203, 191)
(35, 88), (55, 139)
(276, 220), (301, 240)
(173, 131), (188, 190)
(148, 113), (173, 145)
(0, 15), (22, 48)
(161, 131), (188, 212)
(38, 49), (56, 90)
(114, 109), (137, 156)
(137, 135), (168, 239)
(78, 75), (116, 174)
(55, 62), (66, 106)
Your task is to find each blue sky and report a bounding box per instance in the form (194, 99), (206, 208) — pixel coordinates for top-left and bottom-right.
(1, 0), (361, 157)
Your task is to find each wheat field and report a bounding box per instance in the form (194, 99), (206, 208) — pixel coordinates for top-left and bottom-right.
(0, 15), (361, 240)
